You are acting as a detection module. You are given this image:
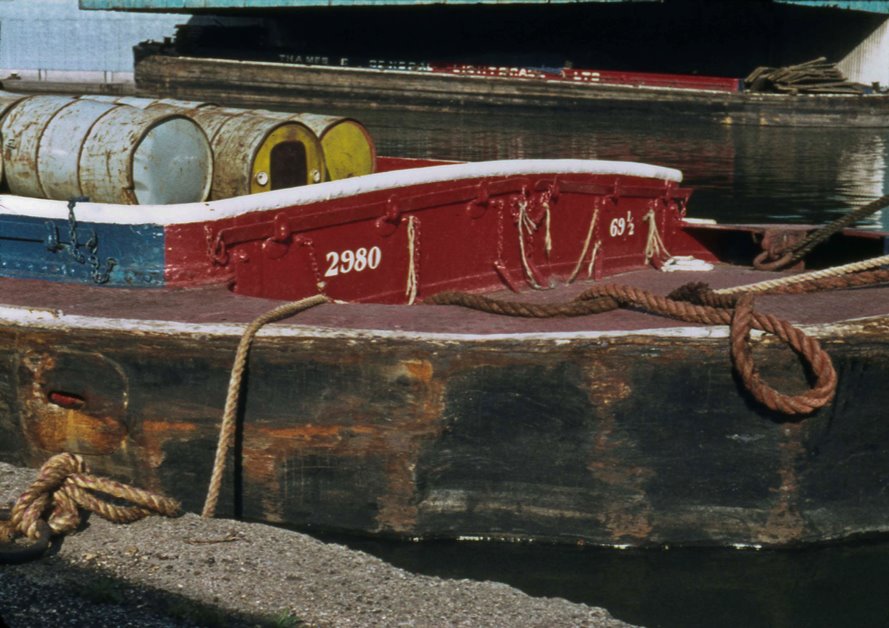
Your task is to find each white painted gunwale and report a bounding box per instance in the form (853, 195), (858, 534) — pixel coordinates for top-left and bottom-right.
(0, 158), (682, 226)
(0, 303), (880, 344)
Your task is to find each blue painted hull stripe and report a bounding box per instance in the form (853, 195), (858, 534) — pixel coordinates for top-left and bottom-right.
(0, 215), (166, 286)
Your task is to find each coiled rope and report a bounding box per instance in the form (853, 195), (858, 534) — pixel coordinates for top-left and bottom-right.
(428, 280), (838, 416)
(1, 453), (180, 563)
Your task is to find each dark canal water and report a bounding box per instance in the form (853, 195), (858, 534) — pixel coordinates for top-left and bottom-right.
(309, 106), (889, 628)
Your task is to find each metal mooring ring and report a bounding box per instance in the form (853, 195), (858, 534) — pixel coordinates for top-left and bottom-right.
(0, 507), (51, 564)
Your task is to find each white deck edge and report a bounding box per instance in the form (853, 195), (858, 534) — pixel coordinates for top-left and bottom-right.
(0, 304), (874, 343)
(0, 159), (682, 227)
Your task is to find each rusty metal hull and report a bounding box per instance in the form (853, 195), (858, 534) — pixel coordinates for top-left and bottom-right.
(2, 278), (889, 548)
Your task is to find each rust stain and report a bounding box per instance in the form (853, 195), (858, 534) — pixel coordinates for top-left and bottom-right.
(403, 359), (434, 384)
(19, 351), (127, 456)
(374, 359), (446, 532)
(139, 419), (201, 468)
(583, 358), (633, 408)
(241, 446), (285, 522)
(253, 424), (375, 445)
(23, 407), (127, 456)
(756, 423), (807, 545)
(220, 357), (446, 533)
(583, 357), (654, 542)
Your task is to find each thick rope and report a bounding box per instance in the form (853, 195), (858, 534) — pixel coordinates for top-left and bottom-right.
(2, 453), (180, 549)
(753, 194), (889, 271)
(431, 283), (837, 416)
(202, 294), (329, 518)
(426, 290), (620, 317)
(543, 203), (553, 257)
(717, 254), (889, 295)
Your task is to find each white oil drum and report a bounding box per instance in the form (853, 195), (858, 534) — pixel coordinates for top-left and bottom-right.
(1, 95), (77, 198)
(37, 99), (118, 200)
(0, 90), (31, 185)
(3, 95), (213, 204)
(186, 106), (244, 144)
(79, 105), (213, 204)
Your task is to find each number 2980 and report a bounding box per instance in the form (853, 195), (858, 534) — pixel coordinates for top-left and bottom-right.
(324, 246), (382, 277)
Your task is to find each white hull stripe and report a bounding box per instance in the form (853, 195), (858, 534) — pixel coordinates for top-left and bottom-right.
(0, 159), (682, 226)
(0, 304), (872, 343)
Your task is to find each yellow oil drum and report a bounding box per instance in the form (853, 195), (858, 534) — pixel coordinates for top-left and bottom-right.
(262, 111), (376, 181)
(190, 108), (325, 199)
(291, 114), (376, 181)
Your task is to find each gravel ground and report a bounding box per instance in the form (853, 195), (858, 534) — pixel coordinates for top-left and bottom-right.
(0, 462), (634, 627)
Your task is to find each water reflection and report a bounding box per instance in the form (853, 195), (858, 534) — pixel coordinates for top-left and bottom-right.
(324, 535), (889, 628)
(333, 106), (889, 229)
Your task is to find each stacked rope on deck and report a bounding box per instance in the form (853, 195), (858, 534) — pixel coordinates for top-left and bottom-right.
(744, 57), (868, 95)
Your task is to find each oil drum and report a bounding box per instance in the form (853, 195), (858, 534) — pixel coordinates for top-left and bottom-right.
(2, 95), (213, 204)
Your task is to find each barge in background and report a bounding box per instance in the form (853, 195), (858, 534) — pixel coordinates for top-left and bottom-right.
(0, 98), (889, 546)
(132, 48), (889, 127)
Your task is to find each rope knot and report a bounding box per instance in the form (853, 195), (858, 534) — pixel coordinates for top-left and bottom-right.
(8, 453), (181, 542)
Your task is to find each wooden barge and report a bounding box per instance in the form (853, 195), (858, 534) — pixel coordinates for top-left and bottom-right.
(133, 53), (889, 127)
(1, 138), (889, 548)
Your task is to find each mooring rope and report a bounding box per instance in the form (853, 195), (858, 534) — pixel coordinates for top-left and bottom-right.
(430, 281), (837, 416)
(202, 294), (329, 518)
(754, 194), (889, 271)
(1, 453), (180, 563)
(716, 254), (889, 295)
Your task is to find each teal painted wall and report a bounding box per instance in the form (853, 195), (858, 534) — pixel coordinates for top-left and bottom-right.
(79, 0), (656, 8)
(776, 1), (889, 14)
(81, 0), (889, 10)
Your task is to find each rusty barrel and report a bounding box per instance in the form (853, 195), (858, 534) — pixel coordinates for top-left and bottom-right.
(1, 95), (77, 198)
(0, 90), (31, 186)
(189, 108), (325, 199)
(1, 95), (212, 204)
(38, 99), (119, 200)
(291, 114), (376, 181)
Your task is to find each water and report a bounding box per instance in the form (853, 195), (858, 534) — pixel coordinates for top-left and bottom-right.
(307, 106), (889, 627)
(348, 107), (889, 229)
(323, 535), (889, 628)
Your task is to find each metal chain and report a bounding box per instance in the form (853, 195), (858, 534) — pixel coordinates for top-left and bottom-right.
(52, 197), (118, 284)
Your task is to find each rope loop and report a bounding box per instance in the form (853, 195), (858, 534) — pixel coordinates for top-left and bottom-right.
(431, 282), (838, 417)
(730, 294), (837, 415)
